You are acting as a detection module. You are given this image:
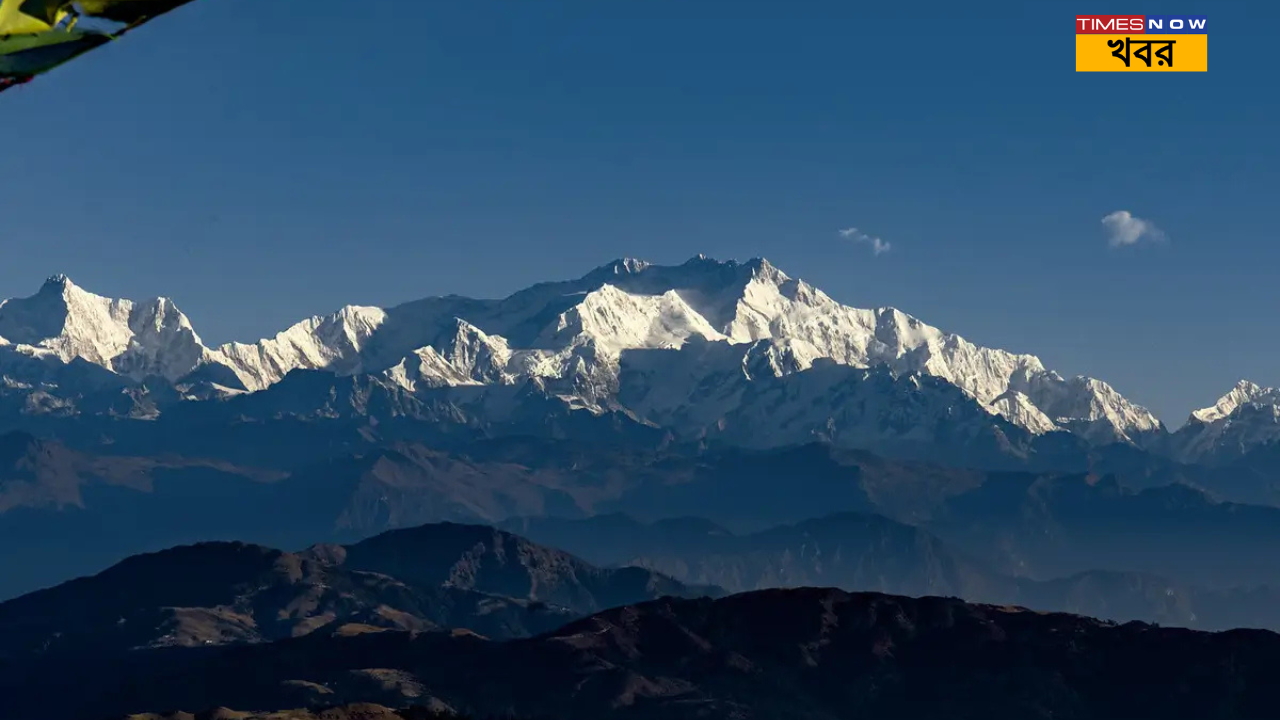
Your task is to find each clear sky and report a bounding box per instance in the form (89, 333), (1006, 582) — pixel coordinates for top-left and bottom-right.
(0, 0), (1275, 425)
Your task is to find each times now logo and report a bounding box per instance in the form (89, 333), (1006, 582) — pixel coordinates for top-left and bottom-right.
(1076, 15), (1207, 33)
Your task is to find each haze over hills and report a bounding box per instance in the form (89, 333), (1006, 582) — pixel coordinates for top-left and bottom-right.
(502, 511), (1280, 632)
(0, 522), (715, 663)
(5, 508), (1279, 665)
(4, 427), (1280, 602)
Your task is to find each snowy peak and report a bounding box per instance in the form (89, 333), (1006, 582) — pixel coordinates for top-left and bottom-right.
(567, 256), (793, 337)
(212, 305), (389, 391)
(0, 275), (206, 382)
(1190, 380), (1280, 424)
(383, 318), (515, 391)
(1, 275), (93, 346)
(552, 256), (1155, 443)
(40, 274), (72, 294)
(1171, 380), (1280, 464)
(592, 257), (652, 277)
(539, 284), (726, 355)
(591, 258), (1157, 443)
(0, 258), (1165, 451)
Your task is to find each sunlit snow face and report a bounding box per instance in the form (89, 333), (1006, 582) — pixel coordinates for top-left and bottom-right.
(0, 257), (1162, 447)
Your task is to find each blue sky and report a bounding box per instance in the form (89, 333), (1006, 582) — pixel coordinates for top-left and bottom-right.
(0, 0), (1274, 424)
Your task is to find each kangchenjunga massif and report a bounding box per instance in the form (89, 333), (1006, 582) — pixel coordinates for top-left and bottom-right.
(7, 257), (1280, 719)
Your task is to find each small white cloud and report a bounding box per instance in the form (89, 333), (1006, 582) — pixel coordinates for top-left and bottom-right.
(1102, 210), (1166, 248)
(838, 227), (891, 256)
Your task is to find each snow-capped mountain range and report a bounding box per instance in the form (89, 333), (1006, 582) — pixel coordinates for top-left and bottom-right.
(0, 274), (208, 383)
(0, 256), (1258, 462)
(1169, 381), (1280, 464)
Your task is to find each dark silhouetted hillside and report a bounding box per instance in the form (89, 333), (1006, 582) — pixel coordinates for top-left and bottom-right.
(11, 588), (1280, 720)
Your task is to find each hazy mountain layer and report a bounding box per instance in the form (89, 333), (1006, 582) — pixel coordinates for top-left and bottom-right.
(0, 523), (712, 663)
(504, 512), (1280, 632)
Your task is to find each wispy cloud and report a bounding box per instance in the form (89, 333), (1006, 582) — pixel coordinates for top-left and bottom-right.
(1102, 210), (1166, 248)
(838, 227), (891, 256)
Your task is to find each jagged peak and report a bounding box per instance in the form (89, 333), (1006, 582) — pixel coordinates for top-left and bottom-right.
(619, 257), (650, 274)
(331, 304), (386, 321)
(1191, 379), (1280, 424)
(443, 316), (509, 349)
(680, 253), (718, 266)
(592, 257), (652, 277)
(0, 257), (1168, 446)
(578, 256), (794, 297)
(744, 257), (790, 283)
(450, 315), (487, 334)
(29, 276), (185, 318)
(784, 278), (827, 305)
(233, 304), (386, 347)
(1231, 379), (1267, 396)
(870, 306), (943, 346)
(34, 273), (86, 301)
(661, 254), (790, 278)
(874, 306), (918, 324)
(0, 275), (213, 384)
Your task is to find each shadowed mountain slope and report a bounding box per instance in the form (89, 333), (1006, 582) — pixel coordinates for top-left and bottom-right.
(0, 524), (715, 664)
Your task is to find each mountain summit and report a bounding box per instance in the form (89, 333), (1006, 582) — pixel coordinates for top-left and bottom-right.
(0, 258), (1162, 447)
(1172, 380), (1280, 464)
(0, 275), (209, 383)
